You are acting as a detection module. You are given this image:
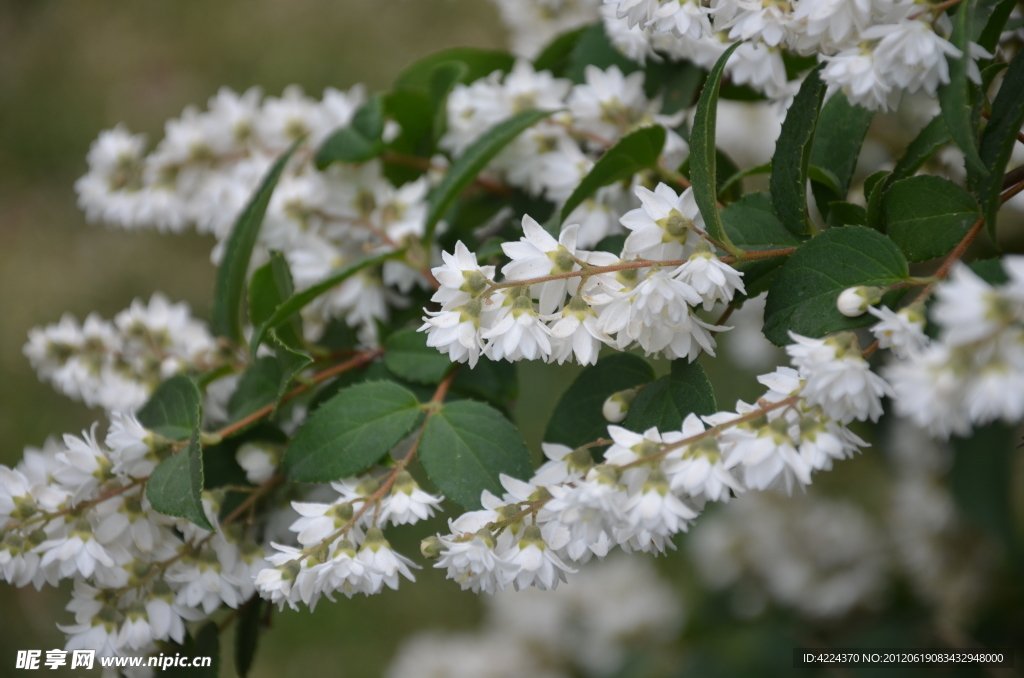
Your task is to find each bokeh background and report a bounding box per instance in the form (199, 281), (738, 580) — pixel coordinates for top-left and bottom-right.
(2, 2), (1023, 677)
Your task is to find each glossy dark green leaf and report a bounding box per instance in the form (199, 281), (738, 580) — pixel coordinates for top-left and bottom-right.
(690, 41), (741, 247)
(383, 328), (454, 385)
(864, 169), (892, 231)
(533, 26), (589, 76)
(284, 381), (422, 482)
(212, 140), (302, 343)
(978, 0), (1018, 55)
(883, 175), (981, 262)
(969, 258), (1010, 284)
(770, 64), (827, 237)
(559, 125), (666, 223)
(164, 622), (218, 678)
(394, 47), (515, 90)
(425, 109), (555, 239)
(622, 360), (717, 433)
(431, 62), (469, 143)
(976, 49), (1024, 239)
(653, 60), (706, 115)
(227, 343), (312, 426)
(565, 22), (640, 84)
(719, 161), (771, 199)
(952, 423), (1018, 556)
(250, 250), (397, 355)
(545, 353), (655, 448)
(809, 92), (874, 219)
(763, 226), (908, 345)
(420, 400), (532, 509)
(235, 597), (264, 678)
(450, 356), (518, 407)
(890, 115), (951, 184)
(938, 0), (988, 176)
(136, 375), (203, 441)
(146, 428), (215, 531)
(316, 94), (387, 168)
(382, 89), (434, 184)
(826, 201), (868, 227)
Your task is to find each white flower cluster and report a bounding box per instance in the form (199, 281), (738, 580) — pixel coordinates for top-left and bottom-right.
(498, 0), (993, 110)
(386, 555), (682, 678)
(75, 85), (429, 344)
(428, 341), (882, 593)
(688, 491), (888, 619)
(420, 183), (744, 366)
(848, 258), (1024, 438)
(0, 418), (264, 658)
(253, 471), (441, 610)
(23, 294), (223, 413)
(442, 60), (687, 248)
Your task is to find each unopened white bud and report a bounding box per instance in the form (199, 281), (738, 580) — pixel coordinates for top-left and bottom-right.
(602, 388), (638, 423)
(837, 286), (882, 317)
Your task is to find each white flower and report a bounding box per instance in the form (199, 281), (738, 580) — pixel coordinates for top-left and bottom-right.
(885, 344), (973, 438)
(786, 332), (893, 424)
(235, 442), (280, 485)
(502, 218), (581, 314)
(356, 528), (419, 593)
(620, 183), (703, 261)
(674, 248), (745, 310)
(105, 412), (156, 478)
(382, 472), (443, 526)
(317, 538), (378, 599)
(822, 48), (896, 111)
(664, 414), (743, 502)
(435, 532), (515, 594)
(548, 296), (609, 365)
(503, 525), (576, 590)
(429, 241), (496, 309)
(868, 304), (928, 358)
(931, 263), (1007, 346)
(836, 285), (881, 318)
(865, 19), (961, 96)
(482, 295), (553, 362)
(623, 470), (698, 537)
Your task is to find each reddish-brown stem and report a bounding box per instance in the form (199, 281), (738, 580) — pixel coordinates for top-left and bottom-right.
(215, 348), (383, 439)
(34, 477), (147, 523)
(721, 247), (798, 264)
(933, 216), (986, 280)
(711, 305), (736, 337)
(909, 0), (965, 20)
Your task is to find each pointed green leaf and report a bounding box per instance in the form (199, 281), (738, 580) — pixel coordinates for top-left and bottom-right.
(883, 175), (981, 262)
(284, 381), (422, 482)
(248, 252), (302, 354)
(450, 356), (518, 407)
(425, 109), (556, 240)
(939, 0), (988, 176)
(808, 92), (874, 219)
(227, 342), (312, 428)
(864, 169), (892, 231)
(623, 361), (717, 433)
(136, 375), (203, 441)
(721, 192), (802, 300)
(212, 140), (302, 343)
(565, 23), (640, 84)
(890, 115), (951, 183)
(147, 427), (215, 531)
(383, 328), (454, 385)
(559, 125), (666, 224)
(315, 95), (386, 168)
(430, 62), (469, 142)
(690, 42), (741, 247)
(951, 423), (1019, 556)
(978, 0), (1017, 57)
(770, 64), (827, 236)
(763, 226), (908, 345)
(976, 49), (1024, 239)
(545, 353), (655, 449)
(395, 48), (515, 91)
(235, 597), (264, 678)
(420, 400), (532, 509)
(533, 26), (589, 76)
(165, 622), (219, 678)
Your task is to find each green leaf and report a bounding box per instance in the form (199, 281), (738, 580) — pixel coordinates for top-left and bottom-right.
(864, 169), (892, 231)
(951, 423), (1018, 556)
(394, 47), (515, 91)
(544, 353), (655, 449)
(770, 64), (827, 237)
(680, 148), (743, 204)
(235, 597), (264, 678)
(883, 175), (981, 262)
(383, 328), (454, 385)
(808, 92), (874, 219)
(420, 400), (532, 509)
(969, 258), (1010, 284)
(938, 0), (988, 177)
(315, 125), (383, 167)
(284, 381), (422, 482)
(719, 161), (771, 199)
(211, 140), (302, 343)
(826, 201), (868, 227)
(622, 361), (716, 433)
(450, 356), (518, 407)
(227, 343), (312, 426)
(146, 428), (215, 531)
(976, 49), (1024, 239)
(721, 192), (801, 299)
(430, 62), (469, 143)
(978, 0), (1018, 55)
(763, 226), (908, 345)
(165, 622), (218, 678)
(425, 109), (555, 240)
(690, 42), (741, 248)
(650, 60), (706, 116)
(136, 375), (203, 440)
(565, 23), (640, 84)
(250, 250), (397, 355)
(382, 89), (434, 184)
(890, 115), (951, 184)
(533, 26), (589, 76)
(248, 252), (303, 353)
(559, 125), (666, 223)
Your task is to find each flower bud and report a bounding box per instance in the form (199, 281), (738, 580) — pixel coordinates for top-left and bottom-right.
(602, 388), (638, 423)
(836, 286), (882, 317)
(420, 535), (443, 559)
